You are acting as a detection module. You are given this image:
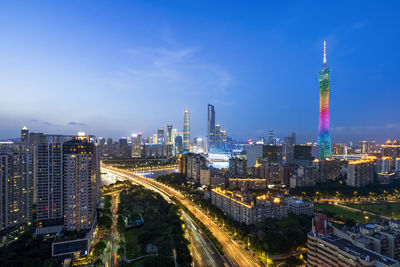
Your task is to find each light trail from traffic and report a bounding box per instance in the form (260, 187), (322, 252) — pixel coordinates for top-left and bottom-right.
(102, 165), (261, 267)
(102, 166), (230, 267)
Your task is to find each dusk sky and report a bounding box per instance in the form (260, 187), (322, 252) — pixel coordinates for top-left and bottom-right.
(1, 1), (400, 143)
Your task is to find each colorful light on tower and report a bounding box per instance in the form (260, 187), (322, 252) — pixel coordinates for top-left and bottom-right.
(317, 41), (332, 159)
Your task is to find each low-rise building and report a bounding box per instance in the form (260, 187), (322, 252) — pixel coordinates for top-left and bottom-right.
(283, 197), (314, 216)
(211, 188), (287, 225)
(342, 221), (400, 261)
(308, 214), (399, 267)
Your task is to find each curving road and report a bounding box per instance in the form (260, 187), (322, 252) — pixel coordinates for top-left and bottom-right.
(102, 165), (261, 267)
(102, 167), (230, 267)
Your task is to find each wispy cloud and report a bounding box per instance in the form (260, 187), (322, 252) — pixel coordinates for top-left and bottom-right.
(30, 119), (85, 127)
(332, 124), (400, 133)
(118, 44), (233, 96)
(68, 121), (86, 126)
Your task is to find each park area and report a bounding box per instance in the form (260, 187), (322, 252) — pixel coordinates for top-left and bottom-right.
(344, 202), (400, 220)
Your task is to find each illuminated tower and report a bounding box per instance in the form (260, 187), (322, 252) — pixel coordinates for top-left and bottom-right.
(317, 41), (332, 159)
(183, 109), (190, 151)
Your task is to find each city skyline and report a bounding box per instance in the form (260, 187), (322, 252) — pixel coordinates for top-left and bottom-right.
(1, 1), (400, 143)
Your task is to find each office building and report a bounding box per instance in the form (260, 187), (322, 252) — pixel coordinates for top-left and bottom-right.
(21, 126), (29, 143)
(171, 129), (178, 146)
(157, 128), (165, 144)
(166, 125), (172, 144)
(183, 109), (190, 151)
(0, 142), (33, 230)
(347, 158), (375, 187)
(317, 41), (332, 159)
(175, 135), (183, 154)
(268, 130), (274, 145)
(282, 136), (294, 164)
(247, 144), (282, 167)
(207, 104), (216, 152)
(119, 138), (129, 158)
(131, 134), (142, 158)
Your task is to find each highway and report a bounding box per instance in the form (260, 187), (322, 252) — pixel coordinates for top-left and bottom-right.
(102, 191), (120, 267)
(102, 167), (230, 267)
(102, 165), (261, 267)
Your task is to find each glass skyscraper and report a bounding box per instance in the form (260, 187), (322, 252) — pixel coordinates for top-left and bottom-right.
(183, 109), (190, 151)
(317, 41), (332, 159)
(207, 104), (215, 152)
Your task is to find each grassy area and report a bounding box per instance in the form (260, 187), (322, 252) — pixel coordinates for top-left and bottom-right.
(344, 202), (400, 220)
(125, 228), (145, 259)
(317, 203), (378, 224)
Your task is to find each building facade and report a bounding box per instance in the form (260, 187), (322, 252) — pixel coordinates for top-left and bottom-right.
(317, 41), (332, 160)
(0, 142), (33, 230)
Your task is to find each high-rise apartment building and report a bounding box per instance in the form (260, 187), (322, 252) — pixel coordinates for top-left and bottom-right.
(0, 142), (33, 230)
(33, 134), (73, 230)
(347, 158), (375, 187)
(63, 137), (99, 231)
(31, 134), (99, 234)
(183, 109), (190, 151)
(317, 41), (332, 159)
(207, 104), (216, 152)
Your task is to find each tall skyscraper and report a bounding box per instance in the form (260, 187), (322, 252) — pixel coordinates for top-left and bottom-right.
(21, 126), (29, 143)
(0, 142), (33, 230)
(157, 128), (165, 144)
(183, 109), (190, 151)
(63, 137), (99, 231)
(207, 104), (216, 151)
(166, 125), (172, 144)
(268, 130), (274, 145)
(171, 128), (178, 146)
(131, 134), (142, 158)
(34, 134), (73, 229)
(317, 41), (332, 159)
(119, 138), (129, 158)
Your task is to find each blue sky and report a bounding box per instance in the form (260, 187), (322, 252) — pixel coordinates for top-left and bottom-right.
(0, 1), (399, 143)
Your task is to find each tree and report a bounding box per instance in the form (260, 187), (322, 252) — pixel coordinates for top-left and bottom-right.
(94, 258), (105, 267)
(98, 215), (112, 230)
(117, 215), (125, 232)
(93, 241), (107, 258)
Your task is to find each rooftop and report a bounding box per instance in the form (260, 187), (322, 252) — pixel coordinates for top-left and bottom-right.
(320, 234), (397, 265)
